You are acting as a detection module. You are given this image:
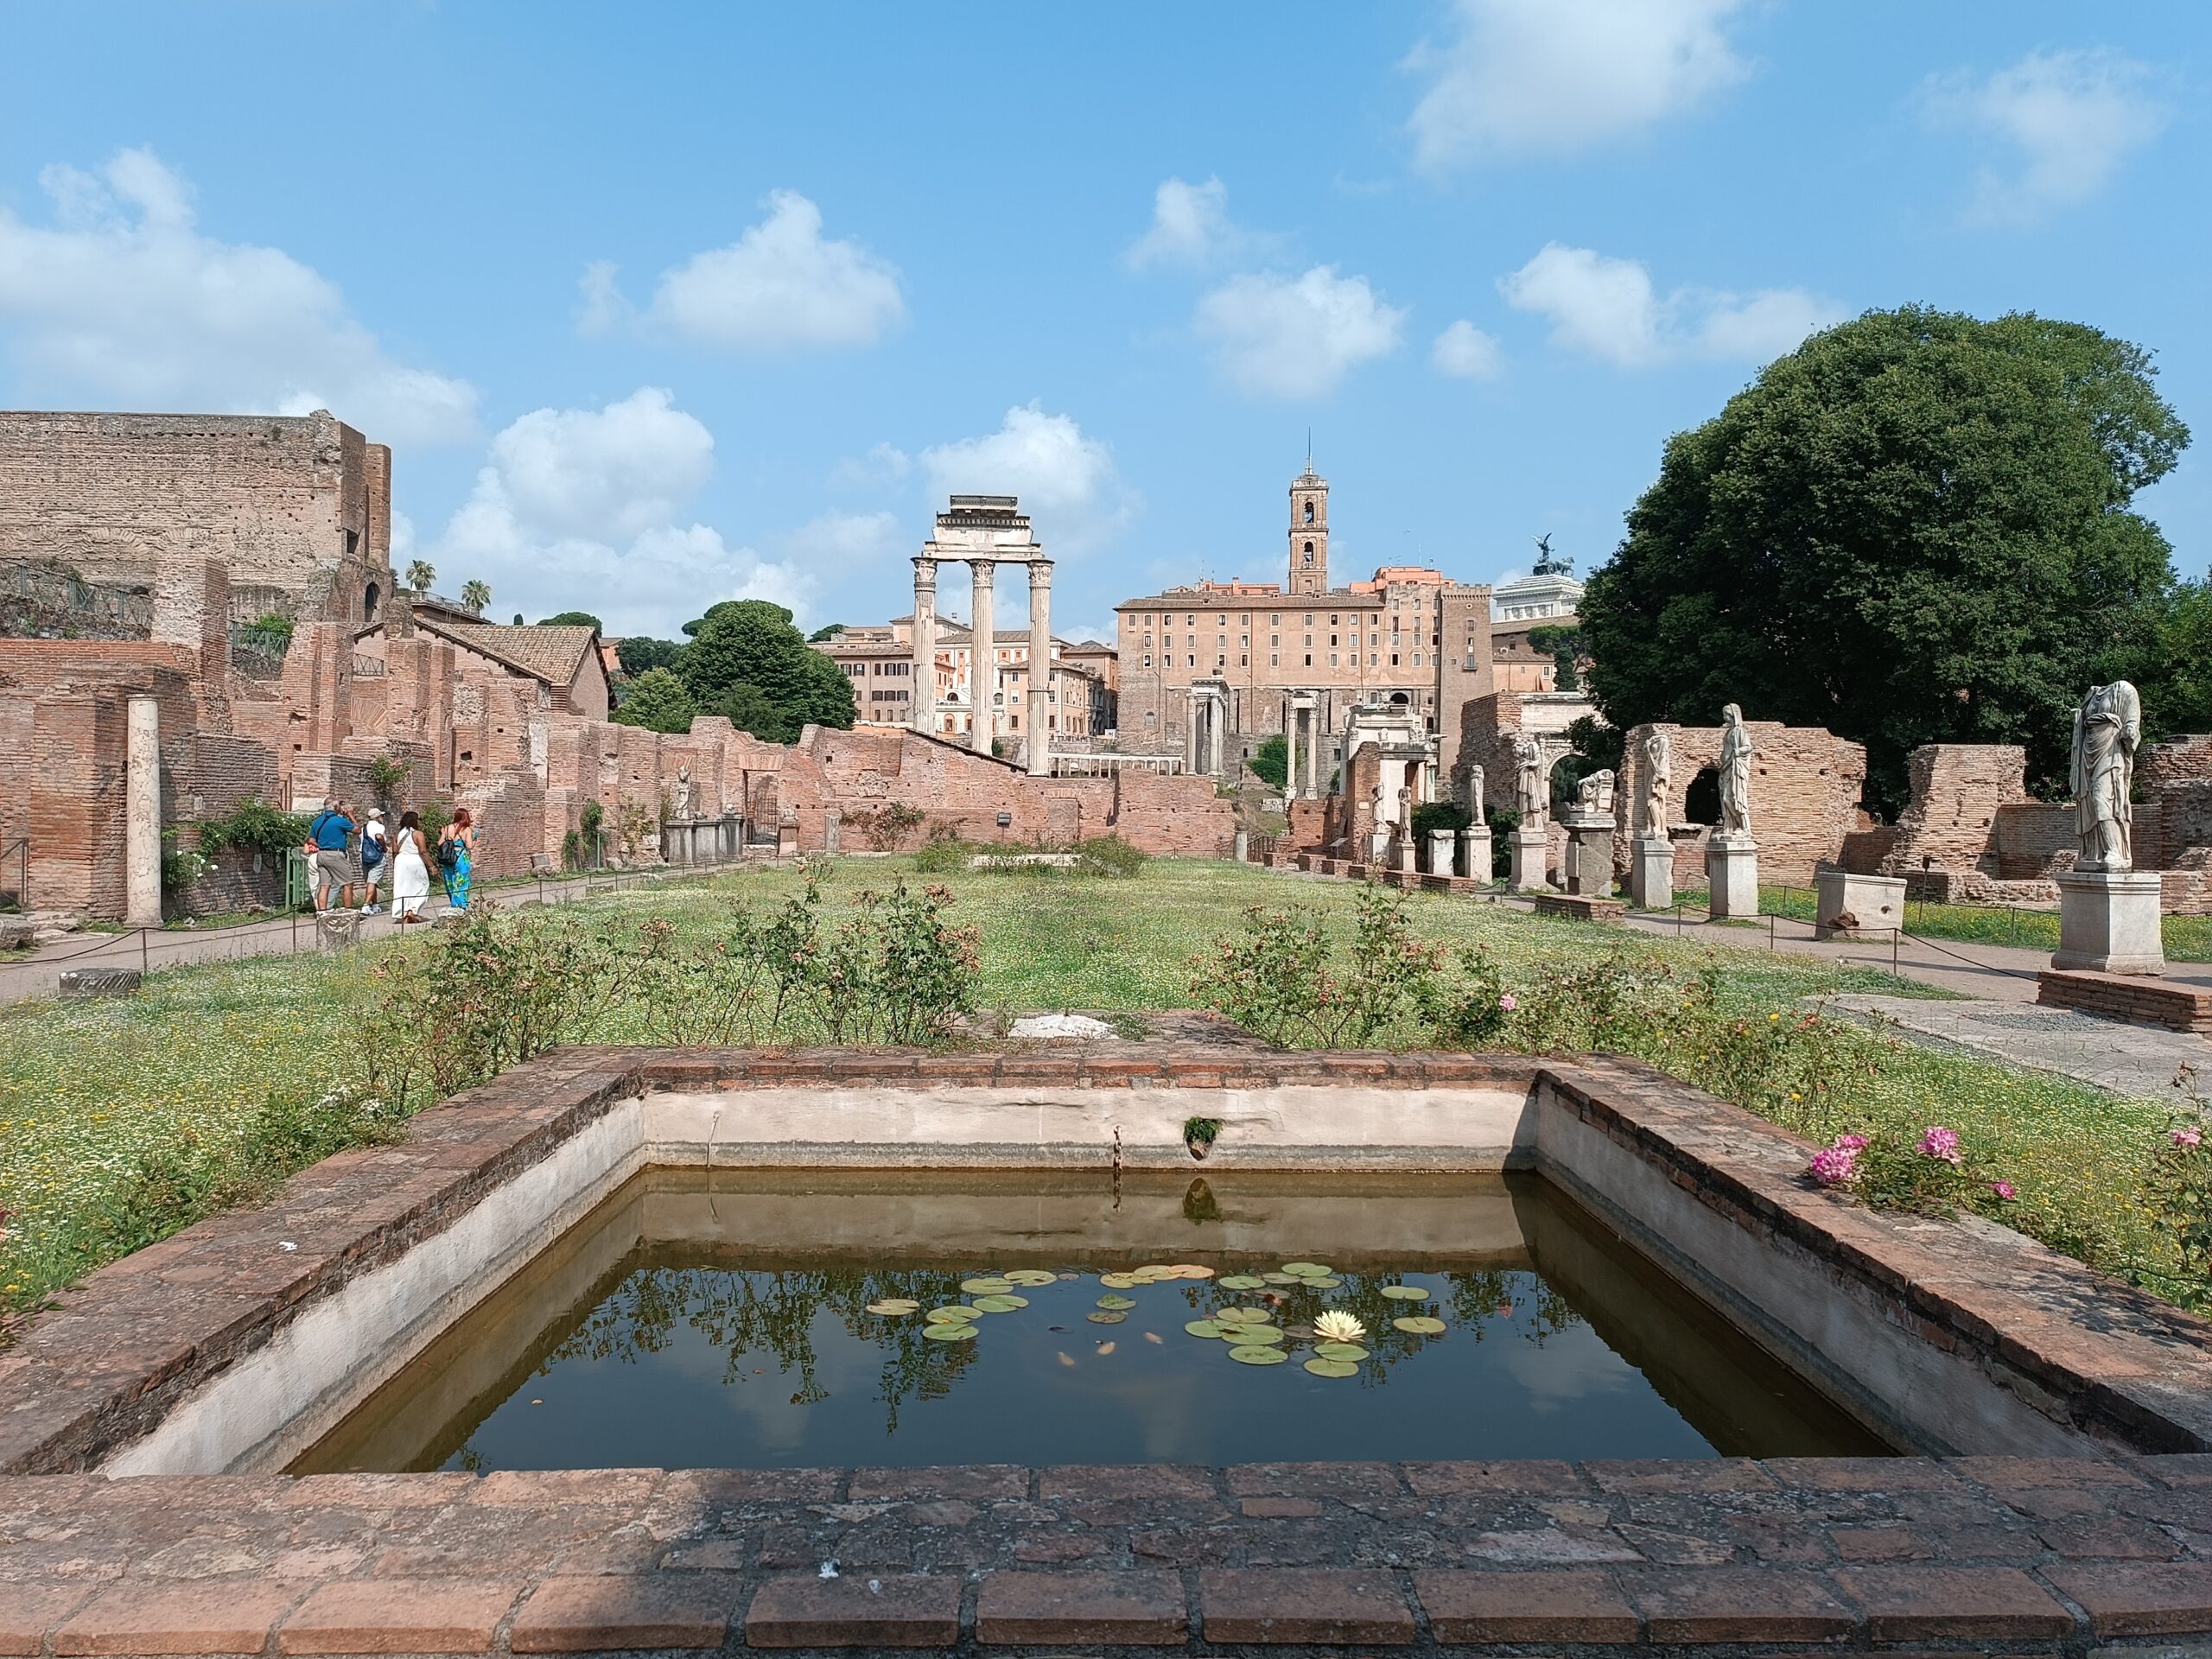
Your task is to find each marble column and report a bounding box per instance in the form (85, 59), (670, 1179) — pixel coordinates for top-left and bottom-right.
(1282, 697), (1300, 804)
(910, 556), (938, 736)
(1027, 559), (1052, 776)
(969, 560), (995, 757)
(125, 695), (161, 927)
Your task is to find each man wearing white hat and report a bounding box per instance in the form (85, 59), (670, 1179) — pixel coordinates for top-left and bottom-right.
(358, 806), (389, 916)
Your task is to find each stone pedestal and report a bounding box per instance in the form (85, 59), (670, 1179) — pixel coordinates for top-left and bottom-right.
(1427, 828), (1455, 876)
(1815, 865), (1905, 940)
(1231, 828), (1249, 862)
(1630, 836), (1674, 911)
(2055, 869), (2165, 976)
(1459, 825), (1493, 883)
(1560, 812), (1616, 899)
(1395, 835), (1417, 874)
(1706, 836), (1759, 919)
(1509, 827), (1549, 893)
(1368, 828), (1390, 865)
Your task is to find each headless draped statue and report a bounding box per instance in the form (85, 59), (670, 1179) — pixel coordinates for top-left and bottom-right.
(672, 765), (692, 819)
(1466, 764), (1485, 825)
(1716, 704), (1754, 839)
(1641, 729), (1672, 838)
(2071, 681), (2141, 872)
(1514, 734), (1546, 827)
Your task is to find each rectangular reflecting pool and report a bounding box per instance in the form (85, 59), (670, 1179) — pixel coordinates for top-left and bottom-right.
(296, 1169), (1890, 1473)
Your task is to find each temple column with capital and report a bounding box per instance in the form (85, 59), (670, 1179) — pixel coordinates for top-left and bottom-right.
(1026, 558), (1052, 776)
(1283, 696), (1300, 803)
(969, 560), (995, 757)
(910, 556), (938, 736)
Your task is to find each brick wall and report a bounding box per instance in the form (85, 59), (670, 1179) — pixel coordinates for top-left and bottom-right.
(1621, 720), (1868, 887)
(1993, 802), (2075, 880)
(1875, 745), (2030, 877)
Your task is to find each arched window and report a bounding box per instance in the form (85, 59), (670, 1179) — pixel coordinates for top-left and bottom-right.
(1303, 500), (1315, 524)
(364, 581), (380, 622)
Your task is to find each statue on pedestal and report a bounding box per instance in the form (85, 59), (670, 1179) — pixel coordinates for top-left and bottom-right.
(1396, 782), (1414, 826)
(1574, 768), (1615, 816)
(2071, 681), (2141, 872)
(673, 765), (692, 820)
(1717, 704), (1754, 839)
(1641, 730), (1671, 838)
(1514, 734), (1546, 828)
(1467, 763), (1485, 825)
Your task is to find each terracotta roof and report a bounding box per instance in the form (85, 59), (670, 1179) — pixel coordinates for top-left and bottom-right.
(418, 619), (600, 685)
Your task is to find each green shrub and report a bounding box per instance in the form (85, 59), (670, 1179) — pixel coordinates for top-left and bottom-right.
(1411, 801), (1471, 837)
(912, 824), (971, 874)
(1075, 834), (1147, 877)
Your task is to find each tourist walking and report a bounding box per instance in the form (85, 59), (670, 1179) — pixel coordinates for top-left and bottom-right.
(303, 798), (356, 913)
(438, 806), (476, 911)
(390, 810), (434, 925)
(358, 807), (388, 915)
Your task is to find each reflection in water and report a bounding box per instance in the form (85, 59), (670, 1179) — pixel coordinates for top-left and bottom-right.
(297, 1170), (1890, 1473)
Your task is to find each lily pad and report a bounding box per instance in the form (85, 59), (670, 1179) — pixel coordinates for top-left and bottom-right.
(923, 1323), (977, 1341)
(1097, 1272), (1140, 1290)
(1184, 1319), (1231, 1338)
(1170, 1264), (1217, 1279)
(1380, 1285), (1432, 1300)
(1313, 1341), (1370, 1361)
(1261, 1271), (1301, 1285)
(1217, 1274), (1267, 1290)
(1228, 1344), (1288, 1365)
(1392, 1315), (1448, 1335)
(1282, 1261), (1330, 1275)
(960, 1277), (1012, 1294)
(1302, 1276), (1343, 1289)
(1095, 1294), (1137, 1311)
(1303, 1357), (1360, 1377)
(864, 1299), (921, 1316)
(1227, 1325), (1283, 1344)
(925, 1306), (980, 1323)
(1086, 1310), (1128, 1325)
(1004, 1269), (1058, 1287)
(1216, 1306), (1272, 1325)
(974, 1294), (1025, 1313)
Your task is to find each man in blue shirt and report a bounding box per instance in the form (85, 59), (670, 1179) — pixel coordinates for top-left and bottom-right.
(303, 798), (357, 913)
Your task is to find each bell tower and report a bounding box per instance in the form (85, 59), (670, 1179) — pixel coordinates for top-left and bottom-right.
(1288, 457), (1328, 596)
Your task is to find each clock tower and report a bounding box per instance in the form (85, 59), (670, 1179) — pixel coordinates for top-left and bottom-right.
(1288, 460), (1328, 596)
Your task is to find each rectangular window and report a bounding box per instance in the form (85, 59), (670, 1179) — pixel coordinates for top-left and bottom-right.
(1271, 613), (1281, 625)
(1391, 653), (1400, 666)
(1270, 653), (1280, 666)
(1304, 653), (1313, 667)
(1141, 654), (1152, 668)
(1239, 654), (1248, 667)
(1370, 653), (1378, 666)
(1330, 652), (1338, 667)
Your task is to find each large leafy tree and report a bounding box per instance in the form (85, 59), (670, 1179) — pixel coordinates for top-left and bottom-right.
(615, 635), (685, 677)
(1581, 307), (2188, 809)
(539, 610), (604, 631)
(609, 667), (696, 734)
(678, 600), (855, 741)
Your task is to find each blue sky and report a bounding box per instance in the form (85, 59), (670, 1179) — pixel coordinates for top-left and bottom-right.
(3, 2), (2204, 640)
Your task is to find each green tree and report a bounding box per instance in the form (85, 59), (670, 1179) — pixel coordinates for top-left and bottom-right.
(807, 623), (848, 642)
(616, 636), (685, 677)
(460, 579), (491, 614)
(405, 559), (436, 596)
(1247, 733), (1288, 789)
(678, 600), (855, 737)
(717, 682), (791, 742)
(539, 611), (604, 631)
(1525, 624), (1586, 692)
(610, 667), (697, 734)
(1580, 306), (2189, 809)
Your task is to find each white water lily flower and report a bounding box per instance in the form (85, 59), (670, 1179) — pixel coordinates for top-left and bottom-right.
(1313, 1310), (1366, 1343)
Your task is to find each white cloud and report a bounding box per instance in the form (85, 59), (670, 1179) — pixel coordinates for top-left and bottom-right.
(1432, 319), (1504, 380)
(1405, 0), (1751, 170)
(919, 404), (1135, 555)
(0, 148), (476, 443)
(575, 260), (631, 337)
(830, 442), (913, 490)
(1193, 267), (1407, 397)
(644, 190), (905, 352)
(430, 388), (809, 636)
(1498, 243), (1843, 368)
(1924, 48), (2171, 226)
(781, 508), (904, 573)
(1123, 175), (1272, 270)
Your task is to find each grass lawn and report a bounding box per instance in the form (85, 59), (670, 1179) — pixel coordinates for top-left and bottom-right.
(1754, 883), (2212, 962)
(0, 857), (2196, 1319)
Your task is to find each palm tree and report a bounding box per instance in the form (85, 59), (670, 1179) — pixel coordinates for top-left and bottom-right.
(461, 579), (491, 614)
(405, 560), (436, 596)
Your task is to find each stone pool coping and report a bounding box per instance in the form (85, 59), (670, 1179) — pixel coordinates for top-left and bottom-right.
(3, 1038), (2211, 1651)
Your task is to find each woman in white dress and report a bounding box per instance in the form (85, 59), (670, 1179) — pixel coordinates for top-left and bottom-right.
(390, 809), (434, 925)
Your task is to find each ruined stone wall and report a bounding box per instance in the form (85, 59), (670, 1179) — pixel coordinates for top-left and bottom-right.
(1875, 745), (2031, 877)
(1622, 720), (1867, 888)
(0, 411), (390, 627)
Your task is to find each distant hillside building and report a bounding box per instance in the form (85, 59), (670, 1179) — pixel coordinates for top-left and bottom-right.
(814, 619), (1110, 743)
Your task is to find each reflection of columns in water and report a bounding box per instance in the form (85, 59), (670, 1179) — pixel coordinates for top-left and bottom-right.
(969, 560), (995, 757)
(1026, 559), (1052, 777)
(910, 556), (938, 736)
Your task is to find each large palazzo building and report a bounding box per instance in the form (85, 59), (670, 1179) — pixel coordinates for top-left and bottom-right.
(1113, 461), (1493, 776)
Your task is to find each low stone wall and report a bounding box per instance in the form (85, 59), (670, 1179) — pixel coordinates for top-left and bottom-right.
(2037, 969), (2212, 1033)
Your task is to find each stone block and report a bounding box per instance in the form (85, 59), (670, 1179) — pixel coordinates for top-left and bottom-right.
(510, 1573), (739, 1652)
(975, 1570), (1185, 1645)
(2042, 1560), (2212, 1637)
(57, 969), (141, 998)
(1630, 836), (1673, 910)
(743, 1574), (961, 1649)
(1509, 826), (1548, 893)
(1706, 836), (1759, 918)
(278, 1579), (521, 1655)
(1414, 1569), (1643, 1643)
(1561, 811), (1615, 897)
(1198, 1568), (1416, 1645)
(1459, 824), (1492, 881)
(2055, 868), (2164, 975)
(1815, 864), (1905, 939)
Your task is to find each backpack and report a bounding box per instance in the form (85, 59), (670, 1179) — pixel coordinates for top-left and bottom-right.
(436, 833), (460, 871)
(360, 830), (385, 872)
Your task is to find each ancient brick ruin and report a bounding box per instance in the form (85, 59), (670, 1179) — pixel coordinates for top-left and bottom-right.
(0, 411), (1234, 919)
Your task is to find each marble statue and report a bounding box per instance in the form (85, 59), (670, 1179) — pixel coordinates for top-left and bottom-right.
(1716, 704), (1754, 839)
(1467, 764), (1485, 824)
(673, 765), (692, 819)
(1574, 768), (1615, 814)
(1396, 782), (1414, 823)
(2071, 681), (2141, 872)
(1514, 734), (1546, 827)
(1641, 729), (1671, 838)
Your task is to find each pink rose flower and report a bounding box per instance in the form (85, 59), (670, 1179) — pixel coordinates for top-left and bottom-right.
(1990, 1180), (2017, 1201)
(2173, 1127), (2204, 1150)
(1498, 993), (1517, 1012)
(1834, 1134), (1868, 1152)
(1918, 1126), (1962, 1166)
